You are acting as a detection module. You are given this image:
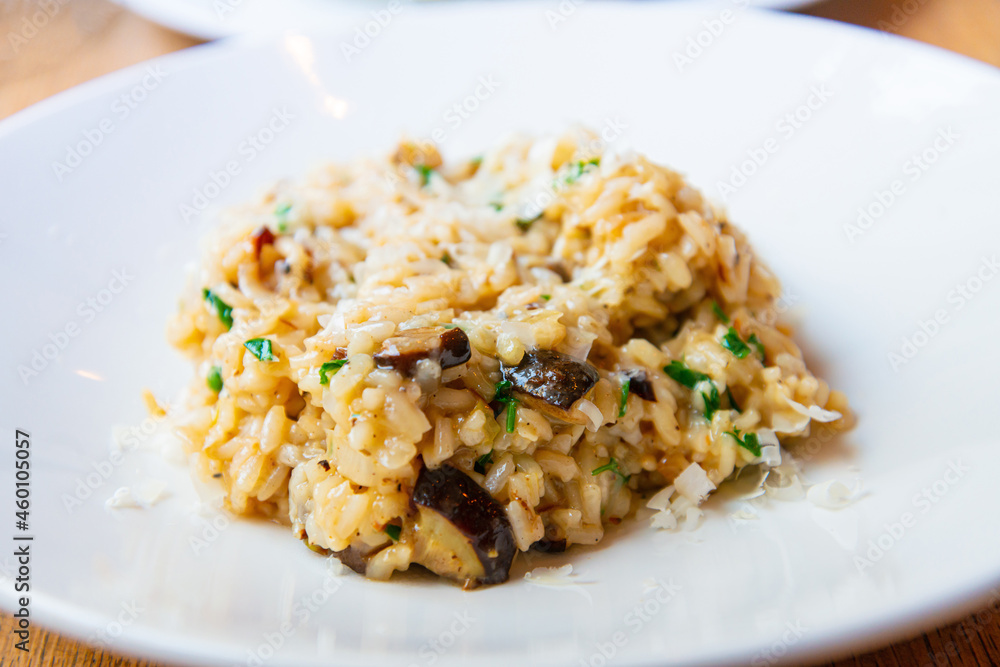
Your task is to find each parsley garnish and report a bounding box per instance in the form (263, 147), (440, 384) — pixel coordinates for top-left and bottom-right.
(202, 288), (234, 329)
(663, 360), (711, 389)
(494, 380), (518, 433)
(244, 338), (276, 362)
(489, 200), (503, 211)
(618, 378), (630, 418)
(384, 524), (401, 541)
(207, 366), (223, 393)
(722, 327), (751, 359)
(515, 212), (542, 231)
(415, 164), (433, 187)
(474, 450), (494, 475)
(711, 301), (729, 323)
(562, 158), (600, 185)
(319, 359), (347, 385)
(442, 252), (452, 266)
(592, 457), (630, 483)
(701, 383), (721, 421)
(725, 428), (762, 456)
(748, 333), (766, 362)
(541, 294), (551, 301)
(274, 202), (291, 232)
(726, 386), (742, 413)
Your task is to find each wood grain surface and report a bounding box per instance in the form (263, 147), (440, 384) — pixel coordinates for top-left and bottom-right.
(1, 0), (998, 665)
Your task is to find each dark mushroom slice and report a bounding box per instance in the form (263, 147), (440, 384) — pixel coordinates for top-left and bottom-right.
(411, 464), (515, 587)
(623, 369), (657, 402)
(373, 327), (471, 376)
(501, 349), (600, 424)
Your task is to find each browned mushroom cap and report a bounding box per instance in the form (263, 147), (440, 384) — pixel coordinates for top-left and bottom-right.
(623, 369), (657, 402)
(373, 327), (471, 376)
(411, 464), (515, 587)
(501, 349), (600, 424)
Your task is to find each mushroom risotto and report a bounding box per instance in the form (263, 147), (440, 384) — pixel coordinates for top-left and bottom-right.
(165, 130), (851, 587)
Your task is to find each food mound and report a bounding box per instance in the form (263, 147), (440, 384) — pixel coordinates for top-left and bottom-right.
(166, 130), (850, 587)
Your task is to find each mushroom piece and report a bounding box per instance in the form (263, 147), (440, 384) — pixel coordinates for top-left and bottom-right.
(373, 327), (471, 376)
(623, 369), (657, 402)
(501, 349), (600, 424)
(411, 464), (515, 587)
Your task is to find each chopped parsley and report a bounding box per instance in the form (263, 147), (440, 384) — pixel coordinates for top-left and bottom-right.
(489, 200), (503, 211)
(701, 383), (721, 421)
(515, 212), (542, 231)
(711, 301), (729, 323)
(725, 427), (762, 457)
(383, 524), (402, 541)
(748, 333), (766, 361)
(494, 380), (518, 433)
(244, 338), (276, 362)
(442, 323), (458, 329)
(202, 288), (233, 329)
(441, 252), (452, 266)
(618, 378), (630, 418)
(319, 359), (347, 385)
(474, 450), (494, 475)
(562, 157), (600, 185)
(722, 327), (751, 359)
(726, 386), (742, 413)
(415, 164), (434, 187)
(541, 294), (551, 301)
(592, 457), (630, 483)
(207, 365), (223, 393)
(663, 360), (711, 389)
(274, 202), (292, 232)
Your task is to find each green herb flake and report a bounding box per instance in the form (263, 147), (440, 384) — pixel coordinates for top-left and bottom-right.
(592, 457), (630, 483)
(618, 378), (630, 418)
(489, 200), (503, 211)
(725, 427), (762, 457)
(474, 450), (494, 475)
(748, 333), (766, 362)
(505, 402), (517, 433)
(722, 327), (751, 359)
(561, 158), (600, 185)
(515, 212), (542, 231)
(441, 252), (452, 266)
(274, 202), (292, 233)
(244, 338), (276, 362)
(711, 301), (730, 323)
(202, 288), (234, 330)
(383, 524), (402, 541)
(207, 366), (223, 393)
(663, 360), (711, 389)
(726, 386), (742, 413)
(540, 294), (551, 301)
(319, 359), (348, 385)
(701, 383), (721, 421)
(494, 380), (518, 433)
(415, 164), (434, 187)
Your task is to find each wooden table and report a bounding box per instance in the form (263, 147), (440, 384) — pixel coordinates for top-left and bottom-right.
(2, 0), (999, 665)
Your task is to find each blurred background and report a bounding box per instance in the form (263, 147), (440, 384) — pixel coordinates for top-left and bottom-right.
(1, 0), (999, 666)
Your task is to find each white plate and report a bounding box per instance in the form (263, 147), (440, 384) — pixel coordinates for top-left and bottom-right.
(112, 0), (818, 40)
(3, 4), (1000, 666)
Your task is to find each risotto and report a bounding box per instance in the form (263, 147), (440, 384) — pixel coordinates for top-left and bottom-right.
(165, 129), (851, 587)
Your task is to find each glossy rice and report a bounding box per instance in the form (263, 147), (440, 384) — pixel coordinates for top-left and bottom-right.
(165, 129), (851, 584)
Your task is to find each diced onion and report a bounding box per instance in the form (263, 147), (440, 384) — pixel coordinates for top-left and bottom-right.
(646, 485), (675, 512)
(650, 510), (678, 530)
(785, 396), (842, 423)
(757, 428), (782, 467)
(674, 462), (716, 504)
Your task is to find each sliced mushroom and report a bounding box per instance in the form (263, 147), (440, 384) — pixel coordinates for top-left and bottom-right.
(501, 349), (599, 424)
(623, 369), (656, 402)
(411, 464), (515, 587)
(374, 327), (471, 376)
